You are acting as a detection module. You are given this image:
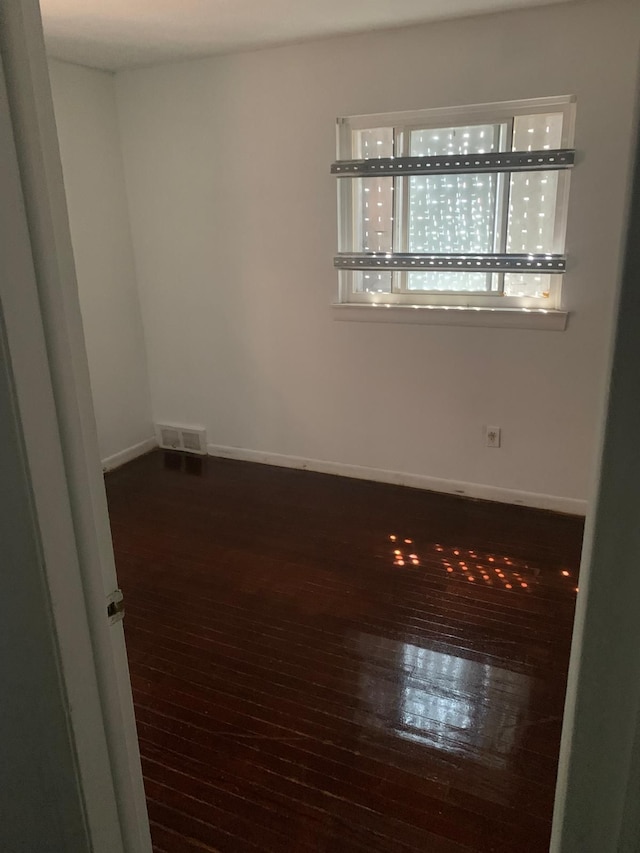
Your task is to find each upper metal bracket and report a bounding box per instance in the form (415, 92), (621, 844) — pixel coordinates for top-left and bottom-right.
(331, 149), (575, 177)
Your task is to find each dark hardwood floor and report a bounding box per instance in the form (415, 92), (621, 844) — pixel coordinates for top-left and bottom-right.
(106, 450), (583, 853)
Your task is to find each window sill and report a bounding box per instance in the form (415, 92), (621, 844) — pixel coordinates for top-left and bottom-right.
(331, 303), (568, 330)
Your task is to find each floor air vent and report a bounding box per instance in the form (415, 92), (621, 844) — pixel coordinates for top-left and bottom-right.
(156, 424), (207, 455)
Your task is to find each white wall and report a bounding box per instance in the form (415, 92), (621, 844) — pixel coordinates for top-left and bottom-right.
(113, 0), (639, 507)
(49, 60), (153, 465)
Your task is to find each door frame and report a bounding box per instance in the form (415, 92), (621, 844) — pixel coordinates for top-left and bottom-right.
(550, 64), (640, 852)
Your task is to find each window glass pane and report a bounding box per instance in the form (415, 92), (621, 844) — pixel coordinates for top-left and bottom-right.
(351, 271), (392, 294)
(346, 130), (395, 254)
(503, 273), (551, 299)
(513, 113), (563, 151)
(407, 172), (498, 254)
(507, 171), (558, 254)
(408, 126), (500, 255)
(407, 271), (492, 292)
(410, 124), (500, 157)
(407, 125), (500, 292)
(507, 113), (563, 254)
(353, 127), (393, 159)
(349, 177), (394, 253)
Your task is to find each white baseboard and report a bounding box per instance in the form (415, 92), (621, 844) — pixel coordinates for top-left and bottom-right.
(102, 436), (157, 472)
(207, 443), (587, 515)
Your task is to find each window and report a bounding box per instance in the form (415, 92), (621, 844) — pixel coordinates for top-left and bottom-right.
(332, 97), (575, 319)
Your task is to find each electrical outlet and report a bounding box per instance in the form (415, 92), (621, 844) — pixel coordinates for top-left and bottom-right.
(486, 426), (501, 448)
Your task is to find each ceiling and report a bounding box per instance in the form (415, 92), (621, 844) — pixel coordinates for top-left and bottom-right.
(41, 0), (575, 72)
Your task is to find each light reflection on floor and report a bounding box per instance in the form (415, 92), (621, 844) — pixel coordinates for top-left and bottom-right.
(357, 634), (532, 770)
(389, 533), (577, 593)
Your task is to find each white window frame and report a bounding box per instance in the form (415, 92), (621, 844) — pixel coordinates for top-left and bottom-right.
(334, 96), (576, 323)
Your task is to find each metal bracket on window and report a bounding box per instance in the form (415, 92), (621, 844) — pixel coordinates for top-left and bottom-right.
(334, 253), (567, 273)
(331, 149), (575, 177)
(107, 589), (125, 625)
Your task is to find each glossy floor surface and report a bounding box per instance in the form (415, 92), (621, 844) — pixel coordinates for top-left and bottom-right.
(106, 451), (584, 853)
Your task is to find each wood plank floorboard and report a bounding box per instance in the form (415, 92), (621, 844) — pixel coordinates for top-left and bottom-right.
(105, 450), (583, 852)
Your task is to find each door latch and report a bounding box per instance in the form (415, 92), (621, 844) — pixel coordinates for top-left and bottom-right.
(107, 589), (124, 625)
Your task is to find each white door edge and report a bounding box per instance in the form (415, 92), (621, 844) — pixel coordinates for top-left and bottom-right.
(0, 2), (151, 851)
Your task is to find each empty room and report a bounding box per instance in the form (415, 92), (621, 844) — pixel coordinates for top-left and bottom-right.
(3, 0), (639, 851)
